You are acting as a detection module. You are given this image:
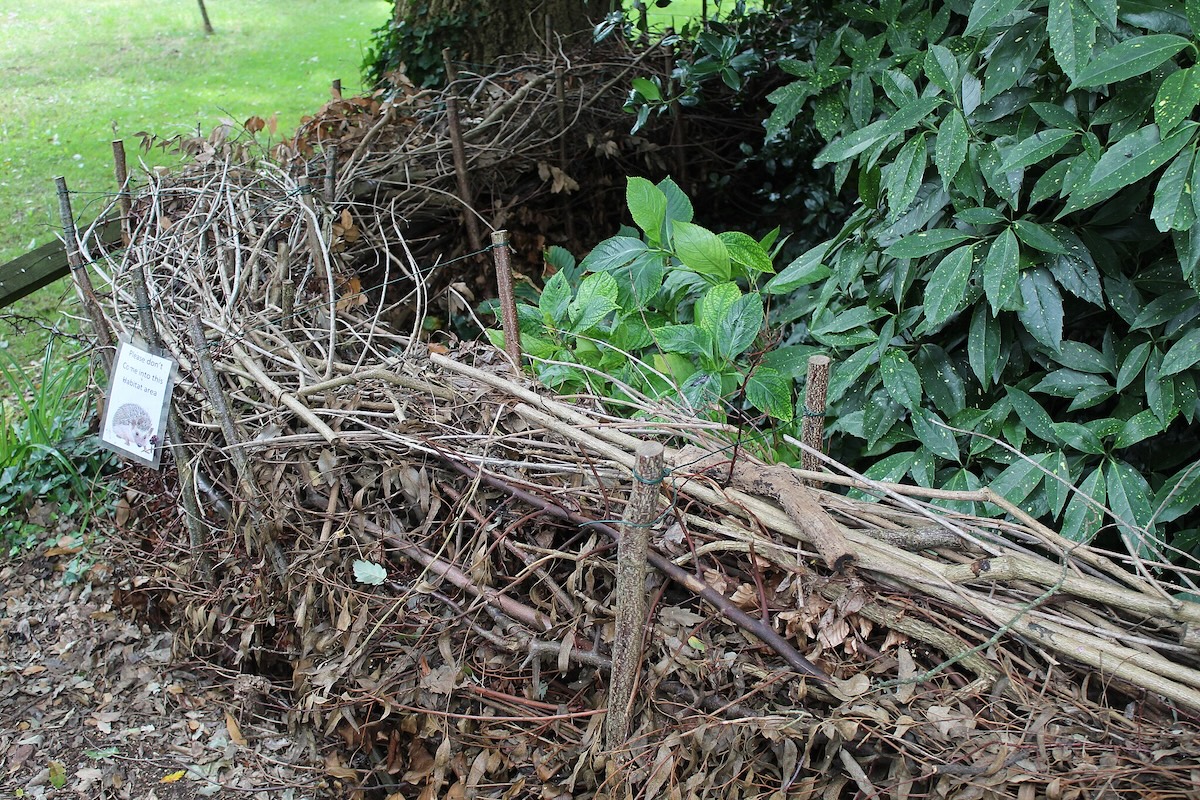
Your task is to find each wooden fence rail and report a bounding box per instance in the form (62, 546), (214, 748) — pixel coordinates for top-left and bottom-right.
(0, 219), (120, 311)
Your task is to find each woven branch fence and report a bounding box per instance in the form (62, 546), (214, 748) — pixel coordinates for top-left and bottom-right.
(72, 48), (1200, 799)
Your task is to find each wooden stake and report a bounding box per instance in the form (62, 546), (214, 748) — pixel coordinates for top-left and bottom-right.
(446, 96), (483, 252)
(441, 47), (458, 85)
(330, 79), (342, 101)
(491, 230), (521, 370)
(122, 217), (210, 579)
(111, 140), (133, 247)
(802, 355), (831, 478)
(323, 145), (338, 204)
(55, 176), (114, 370)
(605, 440), (664, 752)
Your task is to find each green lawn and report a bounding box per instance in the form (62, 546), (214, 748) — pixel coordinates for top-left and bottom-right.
(0, 0), (390, 358)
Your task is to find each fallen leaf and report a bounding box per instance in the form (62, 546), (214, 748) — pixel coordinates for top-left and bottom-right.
(225, 711), (248, 747)
(48, 761), (66, 789)
(161, 770), (187, 783)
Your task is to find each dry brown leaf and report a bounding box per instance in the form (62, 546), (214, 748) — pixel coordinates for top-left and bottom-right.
(225, 711), (248, 747)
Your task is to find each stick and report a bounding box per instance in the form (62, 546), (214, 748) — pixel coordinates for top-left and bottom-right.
(606, 440), (664, 750)
(801, 355), (830, 477)
(491, 230), (522, 369)
(446, 96), (483, 252)
(55, 176), (114, 370)
(323, 144), (338, 204)
(111, 140), (133, 247)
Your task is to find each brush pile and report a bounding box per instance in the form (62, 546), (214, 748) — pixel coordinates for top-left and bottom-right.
(76, 47), (1200, 799)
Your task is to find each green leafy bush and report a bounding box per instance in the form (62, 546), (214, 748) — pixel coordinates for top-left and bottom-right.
(755, 0), (1200, 553)
(0, 343), (115, 555)
(490, 176), (795, 425)
(362, 4), (475, 89)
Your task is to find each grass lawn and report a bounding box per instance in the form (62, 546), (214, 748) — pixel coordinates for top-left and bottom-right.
(0, 0), (391, 360)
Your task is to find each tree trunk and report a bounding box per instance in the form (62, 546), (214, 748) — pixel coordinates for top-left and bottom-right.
(394, 0), (599, 65)
(197, 0), (214, 35)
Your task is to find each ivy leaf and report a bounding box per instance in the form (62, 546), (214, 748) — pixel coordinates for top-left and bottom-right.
(999, 128), (1076, 173)
(1048, 0), (1098, 82)
(880, 348), (923, 411)
(1061, 467), (1106, 542)
(626, 177), (667, 244)
(745, 366), (794, 421)
(923, 244), (974, 326)
(1016, 268), (1065, 352)
(1155, 66), (1200, 134)
(1152, 146), (1198, 232)
(983, 228), (1020, 313)
(934, 111), (970, 191)
(1072, 34), (1190, 88)
(1161, 327), (1200, 375)
(672, 220), (730, 280)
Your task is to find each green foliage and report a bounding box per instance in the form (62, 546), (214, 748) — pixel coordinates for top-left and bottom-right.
(490, 177), (792, 424)
(0, 342), (115, 555)
(363, 4), (474, 89)
(757, 0), (1200, 553)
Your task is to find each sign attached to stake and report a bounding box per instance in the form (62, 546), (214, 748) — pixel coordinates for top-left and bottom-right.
(100, 340), (176, 470)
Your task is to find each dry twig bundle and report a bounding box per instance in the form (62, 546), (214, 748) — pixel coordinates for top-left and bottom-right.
(82, 51), (1200, 800)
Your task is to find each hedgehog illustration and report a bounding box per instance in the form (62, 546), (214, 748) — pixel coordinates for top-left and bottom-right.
(111, 403), (155, 452)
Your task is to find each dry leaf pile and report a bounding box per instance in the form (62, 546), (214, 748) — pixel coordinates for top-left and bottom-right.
(73, 48), (1200, 800)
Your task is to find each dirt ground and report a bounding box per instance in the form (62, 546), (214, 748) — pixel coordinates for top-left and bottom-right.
(0, 541), (331, 799)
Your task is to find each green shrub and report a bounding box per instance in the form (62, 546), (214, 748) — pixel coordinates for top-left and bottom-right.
(362, 4), (475, 89)
(753, 0), (1200, 555)
(490, 176), (794, 426)
(0, 342), (115, 555)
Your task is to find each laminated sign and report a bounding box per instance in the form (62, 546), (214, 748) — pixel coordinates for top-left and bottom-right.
(100, 341), (176, 469)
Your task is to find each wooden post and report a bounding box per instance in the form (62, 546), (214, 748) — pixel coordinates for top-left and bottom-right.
(122, 232), (210, 577)
(331, 79), (342, 101)
(605, 440), (664, 752)
(801, 355), (831, 477)
(446, 96), (483, 252)
(111, 140), (133, 247)
(441, 47), (458, 86)
(491, 230), (521, 370)
(323, 145), (338, 204)
(55, 176), (115, 370)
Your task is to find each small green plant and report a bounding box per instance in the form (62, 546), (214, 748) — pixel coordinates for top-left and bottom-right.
(362, 4), (475, 89)
(0, 341), (116, 556)
(490, 176), (794, 424)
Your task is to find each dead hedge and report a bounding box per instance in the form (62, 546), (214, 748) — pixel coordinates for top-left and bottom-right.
(70, 45), (1200, 799)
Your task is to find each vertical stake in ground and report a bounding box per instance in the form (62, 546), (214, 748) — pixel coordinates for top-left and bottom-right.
(801, 355), (831, 479)
(605, 440), (665, 752)
(323, 144), (338, 204)
(55, 176), (115, 371)
(491, 230), (522, 370)
(446, 96), (483, 253)
(96, 169), (209, 576)
(111, 140), (133, 247)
